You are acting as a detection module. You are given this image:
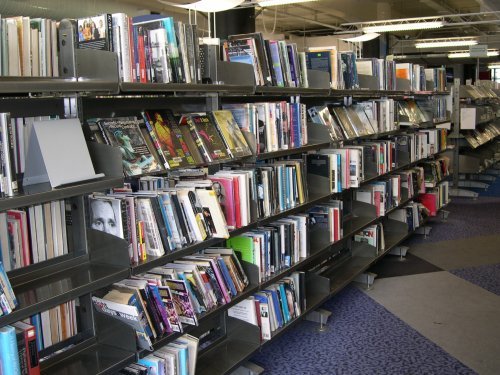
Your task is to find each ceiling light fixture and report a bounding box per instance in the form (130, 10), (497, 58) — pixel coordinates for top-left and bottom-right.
(488, 63), (500, 69)
(362, 21), (444, 33)
(448, 50), (500, 58)
(158, 0), (244, 12)
(341, 33), (380, 42)
(257, 0), (319, 7)
(415, 37), (478, 48)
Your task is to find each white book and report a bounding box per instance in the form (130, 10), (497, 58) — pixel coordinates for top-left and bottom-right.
(148, 28), (170, 83)
(228, 297), (258, 325)
(51, 201), (64, 258)
(176, 189), (206, 242)
(30, 28), (39, 76)
(34, 204), (46, 262)
(0, 213), (11, 271)
(28, 206), (39, 263)
(60, 201), (69, 255)
(44, 19), (52, 77)
(21, 17), (31, 77)
(195, 189), (229, 239)
(40, 309), (52, 348)
(135, 198), (165, 257)
(6, 19), (21, 76)
(50, 20), (58, 77)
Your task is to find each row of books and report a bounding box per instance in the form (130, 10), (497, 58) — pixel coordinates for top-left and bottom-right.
(422, 158), (450, 188)
(306, 131), (447, 194)
(396, 64), (447, 93)
(89, 179), (229, 264)
(0, 15), (59, 77)
(227, 213), (309, 283)
(77, 13), (202, 84)
(0, 299), (78, 375)
(88, 109), (252, 177)
(308, 200), (343, 243)
(0, 200), (69, 272)
(463, 121), (500, 148)
(355, 58), (397, 91)
(418, 181), (450, 217)
(0, 261), (17, 317)
(92, 247), (249, 350)
(223, 101), (308, 154)
(354, 222), (385, 255)
(308, 99), (396, 141)
(388, 201), (427, 232)
(119, 334), (199, 375)
(223, 33), (308, 88)
(228, 271), (305, 342)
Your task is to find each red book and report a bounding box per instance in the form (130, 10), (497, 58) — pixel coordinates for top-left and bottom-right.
(232, 177), (241, 228)
(137, 32), (147, 83)
(419, 193), (437, 216)
(12, 321), (40, 375)
(7, 210), (31, 266)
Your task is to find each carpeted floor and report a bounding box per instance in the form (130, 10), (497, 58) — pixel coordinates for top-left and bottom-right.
(248, 172), (500, 375)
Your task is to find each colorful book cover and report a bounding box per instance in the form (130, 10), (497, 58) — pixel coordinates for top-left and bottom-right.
(142, 110), (196, 168)
(210, 110), (253, 158)
(165, 279), (198, 326)
(0, 325), (22, 375)
(97, 118), (162, 176)
(188, 114), (229, 162)
(77, 14), (113, 51)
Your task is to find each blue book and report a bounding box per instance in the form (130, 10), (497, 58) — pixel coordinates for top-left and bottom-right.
(169, 340), (189, 375)
(139, 355), (164, 375)
(0, 325), (21, 375)
(268, 41), (285, 87)
(277, 282), (291, 323)
(263, 289), (283, 328)
(30, 314), (44, 351)
(216, 257), (238, 298)
(156, 196), (174, 250)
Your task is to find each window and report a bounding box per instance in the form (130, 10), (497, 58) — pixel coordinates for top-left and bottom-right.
(492, 68), (500, 83)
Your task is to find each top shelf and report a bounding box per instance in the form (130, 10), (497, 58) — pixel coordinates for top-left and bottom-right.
(0, 77), (450, 98)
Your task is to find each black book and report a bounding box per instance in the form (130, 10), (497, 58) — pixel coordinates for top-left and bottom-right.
(170, 193), (192, 245)
(149, 196), (172, 253)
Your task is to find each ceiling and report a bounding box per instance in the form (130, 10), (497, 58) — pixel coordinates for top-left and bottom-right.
(1, 0), (500, 61)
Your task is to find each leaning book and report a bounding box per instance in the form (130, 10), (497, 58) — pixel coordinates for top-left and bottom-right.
(97, 118), (162, 176)
(92, 296), (153, 350)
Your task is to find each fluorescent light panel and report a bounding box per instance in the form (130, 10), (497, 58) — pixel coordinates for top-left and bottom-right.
(342, 33), (380, 42)
(448, 50), (499, 58)
(362, 21), (443, 33)
(488, 64), (500, 69)
(415, 39), (478, 48)
(258, 0), (318, 6)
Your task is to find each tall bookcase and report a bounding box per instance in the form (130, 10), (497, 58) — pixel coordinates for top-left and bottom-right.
(0, 43), (453, 374)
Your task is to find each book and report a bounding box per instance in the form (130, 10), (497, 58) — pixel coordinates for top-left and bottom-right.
(209, 110), (253, 158)
(12, 321), (40, 375)
(96, 118), (162, 176)
(185, 114), (230, 162)
(142, 110), (196, 168)
(0, 325), (21, 375)
(77, 14), (113, 51)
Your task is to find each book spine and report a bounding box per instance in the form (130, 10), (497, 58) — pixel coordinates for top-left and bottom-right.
(141, 112), (169, 169)
(0, 326), (21, 375)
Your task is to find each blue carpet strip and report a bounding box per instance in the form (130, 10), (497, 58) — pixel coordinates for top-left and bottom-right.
(450, 263), (500, 296)
(251, 286), (475, 375)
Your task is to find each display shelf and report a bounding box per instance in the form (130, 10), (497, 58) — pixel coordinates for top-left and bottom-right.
(0, 77), (119, 94)
(0, 262), (129, 327)
(0, 177), (123, 212)
(330, 89), (408, 98)
(195, 319), (261, 375)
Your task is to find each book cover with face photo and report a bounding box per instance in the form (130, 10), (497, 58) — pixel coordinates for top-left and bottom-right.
(88, 196), (124, 239)
(97, 118), (162, 176)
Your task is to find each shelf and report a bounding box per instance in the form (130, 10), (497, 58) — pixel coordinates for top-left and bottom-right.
(0, 262), (129, 327)
(120, 82), (255, 95)
(41, 342), (135, 375)
(0, 77), (119, 94)
(195, 319), (261, 375)
(0, 177), (124, 211)
(254, 142), (331, 161)
(330, 89), (408, 98)
(254, 86), (330, 96)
